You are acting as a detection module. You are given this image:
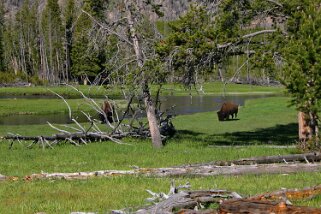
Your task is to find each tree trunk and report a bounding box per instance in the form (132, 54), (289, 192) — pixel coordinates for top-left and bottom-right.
(124, 0), (162, 148)
(298, 111), (319, 150)
(298, 111), (312, 142)
(143, 84), (163, 148)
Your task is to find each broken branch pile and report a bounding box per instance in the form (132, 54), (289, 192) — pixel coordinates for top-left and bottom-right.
(112, 182), (321, 214)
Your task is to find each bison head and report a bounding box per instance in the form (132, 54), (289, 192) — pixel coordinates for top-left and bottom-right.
(217, 111), (225, 121)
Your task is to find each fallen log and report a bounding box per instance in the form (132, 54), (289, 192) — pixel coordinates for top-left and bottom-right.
(143, 163), (321, 177)
(26, 162), (321, 180)
(0, 174), (6, 181)
(250, 184), (321, 201)
(2, 131), (133, 148)
(177, 152), (321, 167)
(2, 132), (128, 142)
(25, 170), (136, 180)
(218, 199), (321, 214)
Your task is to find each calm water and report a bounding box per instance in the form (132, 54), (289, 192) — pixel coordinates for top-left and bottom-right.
(0, 94), (278, 125)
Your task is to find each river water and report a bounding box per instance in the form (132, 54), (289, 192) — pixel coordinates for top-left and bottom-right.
(0, 94), (278, 125)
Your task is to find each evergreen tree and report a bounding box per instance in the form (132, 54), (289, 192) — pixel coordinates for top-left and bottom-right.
(0, 0), (5, 71)
(84, 0), (105, 20)
(64, 0), (76, 82)
(156, 5), (217, 86)
(71, 0), (106, 83)
(41, 0), (64, 82)
(14, 0), (41, 77)
(281, 0), (321, 145)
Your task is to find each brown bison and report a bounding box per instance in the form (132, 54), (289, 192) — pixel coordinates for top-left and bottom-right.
(217, 102), (238, 121)
(99, 100), (114, 123)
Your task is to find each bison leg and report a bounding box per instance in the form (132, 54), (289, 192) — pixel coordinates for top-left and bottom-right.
(107, 112), (114, 123)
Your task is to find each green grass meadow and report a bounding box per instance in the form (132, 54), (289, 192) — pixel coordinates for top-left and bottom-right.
(0, 82), (285, 98)
(0, 89), (320, 213)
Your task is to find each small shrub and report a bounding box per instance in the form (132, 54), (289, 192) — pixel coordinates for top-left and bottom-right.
(28, 75), (48, 86)
(297, 137), (321, 152)
(0, 72), (28, 84)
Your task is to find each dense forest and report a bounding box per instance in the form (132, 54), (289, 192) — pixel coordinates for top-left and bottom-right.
(0, 0), (281, 86)
(0, 0), (209, 85)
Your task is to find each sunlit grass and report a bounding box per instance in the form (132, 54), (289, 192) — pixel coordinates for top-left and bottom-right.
(0, 85), (115, 98)
(0, 96), (319, 213)
(0, 173), (320, 213)
(159, 82), (285, 95)
(0, 82), (285, 98)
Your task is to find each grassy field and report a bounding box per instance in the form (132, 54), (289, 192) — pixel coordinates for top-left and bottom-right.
(0, 98), (127, 116)
(0, 82), (285, 98)
(0, 95), (320, 213)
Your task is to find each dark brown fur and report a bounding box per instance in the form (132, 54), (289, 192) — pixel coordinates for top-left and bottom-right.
(217, 102), (238, 121)
(99, 100), (114, 123)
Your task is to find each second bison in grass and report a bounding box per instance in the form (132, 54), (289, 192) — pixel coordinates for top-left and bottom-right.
(217, 102), (239, 121)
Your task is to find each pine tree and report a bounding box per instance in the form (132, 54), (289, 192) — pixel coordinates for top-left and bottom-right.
(281, 0), (321, 146)
(71, 0), (106, 83)
(0, 0), (5, 71)
(64, 0), (76, 82)
(41, 0), (64, 82)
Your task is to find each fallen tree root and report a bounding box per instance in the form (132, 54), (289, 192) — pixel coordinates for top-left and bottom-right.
(25, 162), (321, 180)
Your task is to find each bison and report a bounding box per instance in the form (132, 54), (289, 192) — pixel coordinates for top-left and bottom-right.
(217, 102), (238, 121)
(99, 100), (114, 123)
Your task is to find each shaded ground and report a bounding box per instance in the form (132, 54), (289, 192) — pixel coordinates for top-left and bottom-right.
(176, 123), (297, 146)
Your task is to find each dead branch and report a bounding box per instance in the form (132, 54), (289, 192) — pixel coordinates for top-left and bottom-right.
(112, 95), (135, 133)
(48, 89), (72, 120)
(217, 29), (277, 49)
(3, 131), (131, 147)
(135, 190), (241, 214)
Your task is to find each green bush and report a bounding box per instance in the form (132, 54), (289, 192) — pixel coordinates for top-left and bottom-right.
(28, 75), (47, 86)
(0, 72), (28, 84)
